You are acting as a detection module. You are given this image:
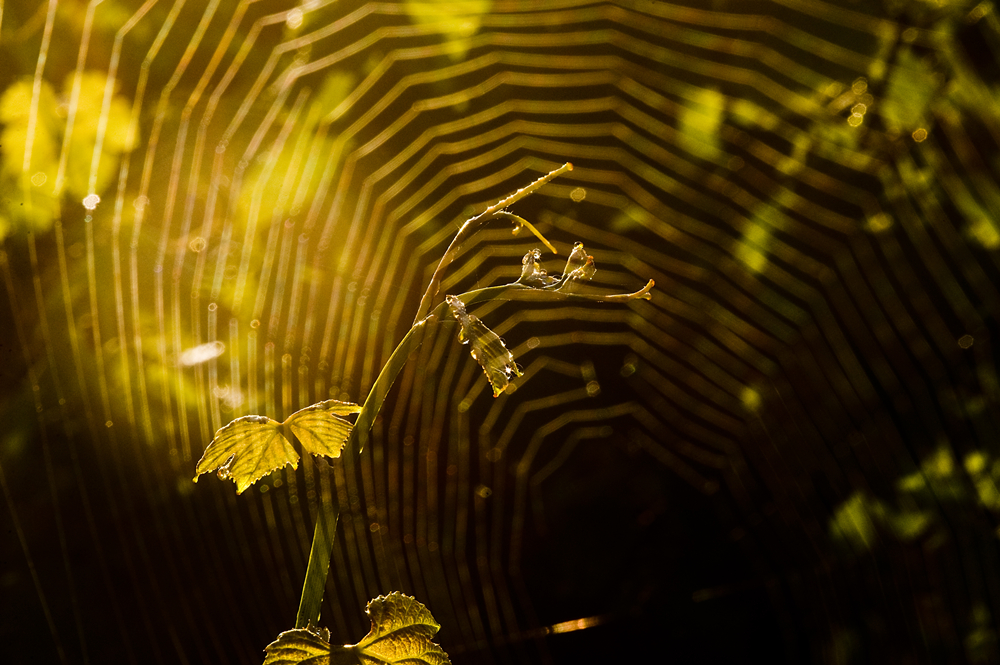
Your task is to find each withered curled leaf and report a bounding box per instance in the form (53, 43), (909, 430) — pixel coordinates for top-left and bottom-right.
(446, 295), (522, 397)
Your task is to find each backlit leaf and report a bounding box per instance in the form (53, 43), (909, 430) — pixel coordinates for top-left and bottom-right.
(264, 593), (450, 665)
(354, 592), (450, 665)
(194, 399), (360, 494)
(285, 400), (362, 458)
(193, 415), (297, 494)
(446, 295), (521, 397)
(263, 625), (338, 665)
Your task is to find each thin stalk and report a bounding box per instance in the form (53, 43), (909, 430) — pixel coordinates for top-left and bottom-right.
(294, 316), (430, 627)
(293, 277), (653, 626)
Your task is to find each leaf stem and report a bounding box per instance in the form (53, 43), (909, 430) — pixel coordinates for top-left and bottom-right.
(295, 489), (339, 628)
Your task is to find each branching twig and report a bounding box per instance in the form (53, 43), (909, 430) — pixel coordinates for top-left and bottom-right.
(412, 162), (572, 324)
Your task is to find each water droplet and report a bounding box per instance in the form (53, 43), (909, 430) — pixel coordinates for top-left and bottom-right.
(250, 319), (260, 328)
(188, 237), (207, 252)
(30, 172), (46, 187)
(847, 113), (863, 127)
(912, 128), (928, 142)
(570, 187), (586, 202)
(475, 484), (492, 498)
(208, 302), (217, 312)
(959, 334), (974, 349)
(83, 194), (101, 210)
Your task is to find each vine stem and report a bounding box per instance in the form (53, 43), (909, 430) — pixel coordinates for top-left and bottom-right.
(294, 277), (653, 627)
(412, 162), (572, 325)
(296, 165), (572, 627)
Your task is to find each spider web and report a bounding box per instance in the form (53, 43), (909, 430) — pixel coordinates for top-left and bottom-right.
(2, 0), (1000, 662)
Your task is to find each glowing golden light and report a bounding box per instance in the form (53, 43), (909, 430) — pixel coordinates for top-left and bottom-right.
(180, 341), (226, 366)
(548, 615), (605, 634)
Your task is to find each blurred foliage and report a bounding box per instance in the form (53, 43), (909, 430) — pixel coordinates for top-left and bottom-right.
(237, 71), (355, 222)
(881, 47), (938, 132)
(830, 443), (1000, 553)
(678, 87), (725, 163)
(0, 71), (134, 241)
(404, 0), (492, 60)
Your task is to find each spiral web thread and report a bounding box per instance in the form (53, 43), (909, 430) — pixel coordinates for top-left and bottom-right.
(2, 0), (1000, 662)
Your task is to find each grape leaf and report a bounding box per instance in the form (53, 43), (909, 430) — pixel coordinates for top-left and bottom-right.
(193, 399), (361, 494)
(263, 624), (338, 665)
(285, 400), (362, 458)
(446, 295), (522, 397)
(264, 593), (451, 665)
(193, 415), (293, 494)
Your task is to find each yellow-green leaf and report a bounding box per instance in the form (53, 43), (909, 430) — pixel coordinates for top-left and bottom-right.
(354, 592), (449, 664)
(263, 625), (338, 665)
(446, 295), (521, 397)
(193, 415), (297, 494)
(194, 399), (360, 494)
(284, 400), (361, 458)
(264, 593), (451, 665)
